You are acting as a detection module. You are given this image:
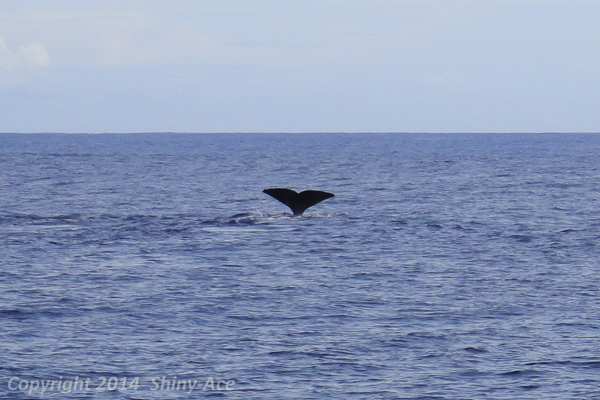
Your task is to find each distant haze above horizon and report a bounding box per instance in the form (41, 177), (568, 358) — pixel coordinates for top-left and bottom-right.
(1, 1), (599, 133)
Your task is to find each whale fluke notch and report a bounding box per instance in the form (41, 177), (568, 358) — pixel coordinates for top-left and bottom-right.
(263, 188), (334, 216)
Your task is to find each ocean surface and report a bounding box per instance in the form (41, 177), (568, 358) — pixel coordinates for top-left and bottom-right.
(1, 133), (599, 399)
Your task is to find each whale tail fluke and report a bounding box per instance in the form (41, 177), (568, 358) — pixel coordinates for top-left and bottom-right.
(263, 188), (334, 216)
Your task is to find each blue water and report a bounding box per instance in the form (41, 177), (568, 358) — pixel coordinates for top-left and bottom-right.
(1, 133), (599, 399)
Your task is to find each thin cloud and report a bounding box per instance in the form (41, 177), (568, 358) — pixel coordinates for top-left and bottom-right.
(0, 37), (49, 71)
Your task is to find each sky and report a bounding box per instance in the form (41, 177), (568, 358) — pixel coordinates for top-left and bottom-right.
(1, 0), (599, 133)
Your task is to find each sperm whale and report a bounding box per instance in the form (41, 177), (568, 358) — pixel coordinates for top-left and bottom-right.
(263, 188), (334, 216)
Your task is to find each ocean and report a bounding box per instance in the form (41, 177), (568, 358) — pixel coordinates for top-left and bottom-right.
(1, 133), (599, 399)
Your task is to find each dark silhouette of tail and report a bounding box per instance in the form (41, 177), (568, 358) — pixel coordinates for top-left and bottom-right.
(263, 188), (334, 216)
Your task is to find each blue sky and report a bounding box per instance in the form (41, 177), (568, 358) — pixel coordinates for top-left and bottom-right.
(1, 0), (599, 133)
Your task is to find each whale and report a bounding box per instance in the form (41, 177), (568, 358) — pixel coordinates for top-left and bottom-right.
(263, 188), (334, 216)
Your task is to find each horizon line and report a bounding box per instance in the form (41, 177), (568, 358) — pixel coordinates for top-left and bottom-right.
(2, 131), (600, 135)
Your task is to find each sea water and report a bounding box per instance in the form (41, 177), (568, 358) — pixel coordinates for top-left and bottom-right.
(1, 133), (599, 399)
